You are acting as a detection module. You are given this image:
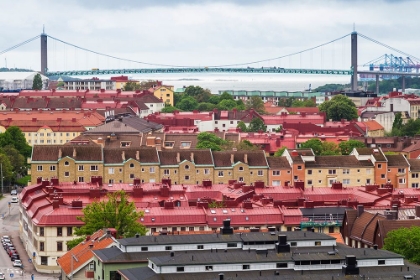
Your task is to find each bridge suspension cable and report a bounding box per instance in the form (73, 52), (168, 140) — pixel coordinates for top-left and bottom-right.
(47, 33), (352, 69)
(358, 33), (420, 62)
(0, 35), (40, 56)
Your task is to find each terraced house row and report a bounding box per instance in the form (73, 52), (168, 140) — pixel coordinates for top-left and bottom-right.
(29, 144), (420, 188)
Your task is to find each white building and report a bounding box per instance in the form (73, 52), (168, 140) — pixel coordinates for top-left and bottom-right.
(0, 71), (48, 90)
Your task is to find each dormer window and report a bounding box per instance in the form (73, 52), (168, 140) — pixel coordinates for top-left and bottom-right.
(121, 141), (131, 147)
(180, 142), (191, 149)
(164, 142), (174, 148)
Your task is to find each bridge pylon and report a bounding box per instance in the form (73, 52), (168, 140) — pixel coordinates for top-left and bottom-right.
(40, 32), (48, 75)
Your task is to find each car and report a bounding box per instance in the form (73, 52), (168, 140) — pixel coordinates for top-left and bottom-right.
(10, 253), (20, 261)
(1, 236), (10, 242)
(3, 242), (12, 250)
(11, 196), (18, 203)
(8, 248), (17, 257)
(0, 272), (5, 280)
(12, 259), (22, 267)
(11, 189), (17, 195)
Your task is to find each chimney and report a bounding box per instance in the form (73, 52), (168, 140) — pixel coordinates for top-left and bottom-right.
(58, 148), (62, 159)
(190, 152), (194, 163)
(136, 151), (140, 161)
(244, 154), (248, 164)
(73, 148), (76, 158)
(220, 219), (233, 235)
(275, 235), (290, 253)
(176, 152), (180, 163)
(122, 151), (125, 161)
(230, 154), (234, 165)
(357, 205), (364, 217)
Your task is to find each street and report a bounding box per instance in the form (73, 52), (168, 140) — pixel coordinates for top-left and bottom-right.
(0, 191), (60, 280)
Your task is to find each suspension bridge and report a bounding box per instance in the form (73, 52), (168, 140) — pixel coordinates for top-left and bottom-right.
(1, 31), (420, 93)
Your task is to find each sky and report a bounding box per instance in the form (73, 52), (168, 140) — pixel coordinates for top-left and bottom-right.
(1, 0), (419, 72)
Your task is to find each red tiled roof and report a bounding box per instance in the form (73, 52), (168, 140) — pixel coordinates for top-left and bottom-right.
(363, 120), (384, 131)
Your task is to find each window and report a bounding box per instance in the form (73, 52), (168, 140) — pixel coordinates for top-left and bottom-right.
(64, 172), (69, 177)
(239, 166), (244, 171)
(399, 178), (406, 184)
(307, 180), (312, 185)
(398, 168), (406, 173)
(57, 241), (63, 251)
(130, 174), (135, 179)
(366, 169), (371, 174)
(67, 227), (73, 236)
(257, 170), (263, 176)
(37, 165), (43, 171)
(180, 142), (191, 148)
(40, 256), (47, 265)
(108, 168), (114, 174)
(276, 263), (287, 268)
(64, 161), (69, 166)
(381, 174), (385, 179)
(366, 179), (371, 184)
(218, 171), (224, 177)
(315, 241), (321, 246)
(176, 267), (184, 272)
(412, 183), (419, 188)
(197, 245), (204, 250)
(121, 141), (131, 147)
(78, 165), (84, 171)
(307, 170), (312, 175)
(185, 165), (190, 170)
(297, 165), (302, 170)
(165, 246), (172, 250)
(239, 177), (244, 182)
(78, 177), (84, 183)
(272, 170), (280, 176)
(57, 227), (62, 236)
(150, 167), (155, 173)
(290, 242), (297, 246)
(90, 165), (98, 171)
(412, 173), (419, 178)
(205, 265), (213, 271)
(164, 142), (174, 148)
(50, 165), (56, 171)
(388, 168), (391, 172)
(328, 170), (336, 175)
(40, 227), (44, 236)
(378, 260), (385, 265)
(227, 243), (237, 247)
(343, 169), (349, 174)
(129, 163), (135, 168)
(378, 164), (382, 169)
(204, 169), (210, 175)
(141, 247), (148, 251)
(343, 179), (350, 185)
(39, 242), (44, 251)
(164, 169), (170, 175)
(243, 265), (250, 270)
(189, 227), (194, 231)
(185, 176), (190, 180)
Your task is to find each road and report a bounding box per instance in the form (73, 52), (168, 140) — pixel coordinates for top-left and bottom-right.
(0, 191), (60, 280)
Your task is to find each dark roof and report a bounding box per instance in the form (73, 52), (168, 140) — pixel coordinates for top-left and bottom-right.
(355, 148), (387, 161)
(212, 150), (268, 167)
(386, 154), (409, 167)
(350, 212), (386, 245)
(121, 116), (163, 133)
(158, 149), (214, 166)
(239, 231), (335, 243)
(32, 145), (103, 161)
(164, 134), (199, 149)
(103, 147), (159, 164)
(299, 207), (348, 217)
(305, 156), (373, 168)
(266, 156), (291, 169)
(409, 159), (420, 171)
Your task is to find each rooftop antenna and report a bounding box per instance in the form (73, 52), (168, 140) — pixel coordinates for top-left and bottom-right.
(42, 24), (45, 35)
(353, 23), (355, 32)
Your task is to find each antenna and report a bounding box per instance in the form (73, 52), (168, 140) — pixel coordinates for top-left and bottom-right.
(353, 23), (355, 32)
(43, 25), (45, 34)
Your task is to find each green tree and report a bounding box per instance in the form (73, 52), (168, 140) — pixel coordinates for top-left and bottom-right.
(56, 81), (65, 88)
(237, 121), (248, 132)
(274, 146), (287, 157)
(217, 99), (238, 111)
(236, 140), (258, 151)
(66, 237), (85, 250)
(400, 119), (420, 136)
(0, 153), (14, 187)
(319, 94), (358, 121)
(291, 99), (316, 107)
(0, 126), (32, 158)
(313, 84), (347, 93)
(246, 96), (266, 114)
(208, 95), (220, 105)
(75, 190), (146, 238)
(196, 132), (229, 151)
(391, 112), (403, 136)
(176, 96), (198, 111)
(338, 139), (365, 155)
(383, 226), (420, 264)
(320, 142), (340, 155)
(184, 86), (212, 103)
(219, 92), (234, 101)
(161, 105), (179, 113)
(197, 102), (216, 111)
(247, 118), (267, 132)
(235, 99), (246, 110)
(32, 73), (43, 90)
(300, 139), (323, 155)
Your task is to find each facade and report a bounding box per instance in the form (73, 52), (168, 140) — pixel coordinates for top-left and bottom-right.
(62, 78), (115, 91)
(149, 85), (174, 106)
(0, 71), (48, 90)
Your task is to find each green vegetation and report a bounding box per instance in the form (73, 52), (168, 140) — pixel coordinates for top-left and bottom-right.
(237, 118), (267, 133)
(391, 116), (420, 137)
(66, 237), (85, 250)
(319, 94), (358, 121)
(245, 96), (265, 114)
(383, 226), (420, 264)
(338, 139), (365, 155)
(274, 146), (287, 157)
(300, 138), (364, 156)
(75, 190), (146, 238)
(122, 80), (157, 91)
(313, 83), (348, 92)
(32, 73), (43, 90)
(291, 99), (316, 107)
(366, 77), (420, 93)
(196, 132), (230, 151)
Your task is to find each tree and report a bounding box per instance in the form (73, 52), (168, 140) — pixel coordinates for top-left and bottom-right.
(219, 92), (234, 101)
(196, 132), (230, 151)
(247, 118), (267, 132)
(274, 146), (287, 157)
(237, 121), (248, 132)
(0, 126), (32, 158)
(217, 99), (238, 111)
(197, 102), (216, 111)
(236, 140), (259, 151)
(338, 139), (365, 155)
(161, 105), (179, 113)
(320, 142), (340, 156)
(383, 226), (420, 264)
(291, 99), (316, 107)
(208, 95), (220, 105)
(122, 81), (141, 91)
(319, 94), (358, 121)
(391, 112), (403, 136)
(32, 73), (43, 90)
(75, 190), (146, 238)
(66, 237), (85, 250)
(246, 96), (266, 114)
(176, 96), (198, 111)
(300, 139), (324, 156)
(184, 86), (212, 103)
(235, 99), (246, 110)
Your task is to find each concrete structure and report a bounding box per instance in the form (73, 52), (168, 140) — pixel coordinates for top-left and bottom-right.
(0, 72), (48, 90)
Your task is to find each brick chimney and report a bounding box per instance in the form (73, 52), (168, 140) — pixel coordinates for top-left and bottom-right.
(230, 154), (234, 165)
(136, 151), (140, 161)
(58, 148), (62, 159)
(176, 152), (180, 163)
(190, 152), (194, 163)
(244, 154), (248, 164)
(73, 148), (77, 158)
(122, 151), (125, 161)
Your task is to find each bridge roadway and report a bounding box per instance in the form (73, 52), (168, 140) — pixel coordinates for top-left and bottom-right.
(46, 67), (353, 77)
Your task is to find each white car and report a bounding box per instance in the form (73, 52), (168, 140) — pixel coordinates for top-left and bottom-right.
(0, 272), (5, 280)
(11, 196), (19, 203)
(13, 259), (22, 267)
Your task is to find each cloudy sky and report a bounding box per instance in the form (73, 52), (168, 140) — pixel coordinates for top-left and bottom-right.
(1, 0), (419, 72)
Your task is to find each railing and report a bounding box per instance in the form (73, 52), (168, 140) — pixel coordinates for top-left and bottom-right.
(300, 220), (342, 228)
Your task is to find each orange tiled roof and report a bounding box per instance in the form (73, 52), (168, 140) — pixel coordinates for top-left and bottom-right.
(57, 229), (115, 275)
(364, 120), (384, 131)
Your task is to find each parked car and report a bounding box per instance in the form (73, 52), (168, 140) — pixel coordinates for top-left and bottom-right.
(13, 259), (22, 267)
(1, 236), (10, 242)
(11, 189), (17, 195)
(11, 196), (18, 203)
(8, 248), (17, 257)
(3, 242), (13, 250)
(0, 272), (5, 280)
(10, 253), (20, 261)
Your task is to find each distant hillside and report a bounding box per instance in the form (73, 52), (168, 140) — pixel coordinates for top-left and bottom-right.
(0, 67), (33, 72)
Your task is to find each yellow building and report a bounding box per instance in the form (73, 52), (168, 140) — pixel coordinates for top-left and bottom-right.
(150, 85), (174, 106)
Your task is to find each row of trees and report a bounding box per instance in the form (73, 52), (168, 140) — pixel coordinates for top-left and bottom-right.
(195, 132), (258, 151)
(390, 112), (420, 137)
(274, 138), (365, 156)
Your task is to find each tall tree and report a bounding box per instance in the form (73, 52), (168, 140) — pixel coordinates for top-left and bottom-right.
(75, 190), (146, 238)
(176, 96), (198, 111)
(246, 96), (266, 114)
(196, 132), (230, 151)
(301, 139), (323, 155)
(338, 139), (365, 155)
(237, 121), (248, 132)
(0, 126), (31, 158)
(319, 94), (358, 121)
(247, 118), (267, 132)
(184, 86), (212, 103)
(383, 226), (420, 265)
(32, 73), (43, 90)
(122, 81), (141, 91)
